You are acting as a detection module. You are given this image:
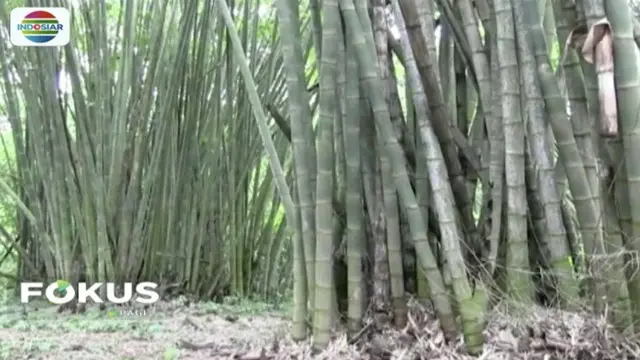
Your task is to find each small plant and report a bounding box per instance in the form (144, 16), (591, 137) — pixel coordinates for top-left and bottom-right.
(162, 346), (179, 360)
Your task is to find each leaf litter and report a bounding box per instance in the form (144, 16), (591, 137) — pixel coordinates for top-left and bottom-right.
(0, 297), (638, 359)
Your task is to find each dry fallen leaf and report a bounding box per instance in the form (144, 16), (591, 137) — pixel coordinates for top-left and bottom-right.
(565, 18), (618, 137)
(581, 18), (618, 137)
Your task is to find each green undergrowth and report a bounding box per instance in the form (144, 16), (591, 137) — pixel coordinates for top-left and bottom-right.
(0, 295), (292, 328)
(0, 295), (292, 359)
(0, 297), (292, 332)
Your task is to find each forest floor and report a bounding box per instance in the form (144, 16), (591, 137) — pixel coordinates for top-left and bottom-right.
(0, 296), (638, 359)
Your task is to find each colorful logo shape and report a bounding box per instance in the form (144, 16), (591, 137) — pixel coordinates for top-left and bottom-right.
(107, 309), (119, 318)
(45, 279), (70, 304)
(55, 279), (69, 294)
(18, 10), (62, 44)
(10, 8), (70, 47)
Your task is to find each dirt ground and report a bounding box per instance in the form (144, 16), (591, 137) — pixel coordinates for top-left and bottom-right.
(0, 297), (639, 359)
(0, 297), (293, 360)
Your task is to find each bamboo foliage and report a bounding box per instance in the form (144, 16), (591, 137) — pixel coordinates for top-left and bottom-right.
(0, 0), (296, 304)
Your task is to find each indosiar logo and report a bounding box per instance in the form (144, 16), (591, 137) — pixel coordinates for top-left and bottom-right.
(10, 7), (71, 47)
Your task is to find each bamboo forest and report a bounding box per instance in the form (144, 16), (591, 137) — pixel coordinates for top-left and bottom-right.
(2, 0), (640, 358)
